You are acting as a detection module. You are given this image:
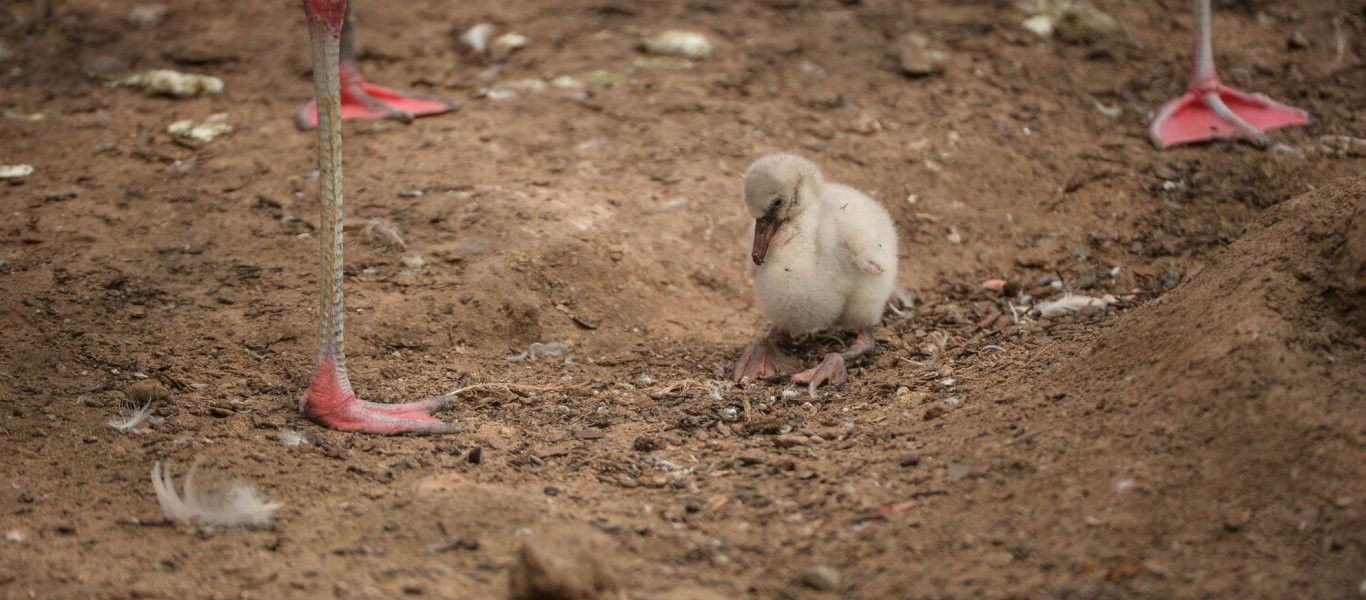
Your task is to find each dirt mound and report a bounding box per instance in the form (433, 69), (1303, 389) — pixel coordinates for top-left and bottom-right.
(912, 176), (1366, 598)
(508, 523), (622, 600)
(1078, 175), (1365, 591)
(1330, 199), (1366, 335)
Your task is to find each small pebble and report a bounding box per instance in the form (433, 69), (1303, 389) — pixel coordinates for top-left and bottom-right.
(639, 30), (712, 60)
(0, 164), (34, 180)
(1287, 30), (1309, 50)
(893, 33), (948, 77)
(800, 565), (841, 591)
(575, 427), (605, 440)
(113, 69), (223, 98)
(946, 463), (971, 481)
(1223, 509), (1251, 532)
(984, 550), (1014, 566)
(491, 33), (528, 62)
(126, 379), (171, 404)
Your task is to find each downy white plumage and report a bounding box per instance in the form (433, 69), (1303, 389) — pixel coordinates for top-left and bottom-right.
(734, 154), (899, 395)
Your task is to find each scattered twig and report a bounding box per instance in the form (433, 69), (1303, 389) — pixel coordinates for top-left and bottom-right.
(442, 382), (583, 398)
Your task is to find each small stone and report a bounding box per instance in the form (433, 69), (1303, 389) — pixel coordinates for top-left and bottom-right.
(1287, 30), (1310, 50)
(126, 379), (171, 405)
(0, 165), (34, 180)
(984, 550), (1014, 567)
(467, 447), (483, 464)
(632, 436), (662, 452)
(491, 33), (529, 62)
(1055, 2), (1120, 43)
(899, 455), (921, 468)
(923, 406), (946, 421)
(800, 565), (841, 591)
(1021, 15), (1054, 37)
(575, 427), (605, 440)
(459, 23), (495, 56)
(126, 4), (168, 27)
(639, 30), (712, 60)
(946, 463), (971, 481)
(1223, 509), (1251, 532)
(1153, 164), (1180, 181)
(113, 69), (224, 98)
(1014, 251), (1050, 268)
(893, 33), (947, 77)
(543, 486), (560, 497)
(508, 525), (620, 600)
(167, 113), (232, 143)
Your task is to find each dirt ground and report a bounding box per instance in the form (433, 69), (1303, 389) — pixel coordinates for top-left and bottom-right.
(2, 0), (1364, 598)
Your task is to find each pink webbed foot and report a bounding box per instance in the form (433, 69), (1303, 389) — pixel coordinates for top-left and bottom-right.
(791, 352), (848, 398)
(732, 342), (784, 384)
(1150, 80), (1308, 149)
(295, 64), (458, 130)
(303, 355), (461, 435)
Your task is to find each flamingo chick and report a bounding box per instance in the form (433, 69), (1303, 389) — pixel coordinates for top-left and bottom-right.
(300, 0), (458, 434)
(295, 2), (458, 130)
(732, 154), (898, 396)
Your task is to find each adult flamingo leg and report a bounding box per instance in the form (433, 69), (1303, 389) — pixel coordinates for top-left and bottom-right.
(300, 0), (459, 434)
(1149, 0), (1307, 149)
(295, 3), (457, 130)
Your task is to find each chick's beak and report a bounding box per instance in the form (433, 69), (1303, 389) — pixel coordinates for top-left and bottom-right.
(751, 209), (782, 266)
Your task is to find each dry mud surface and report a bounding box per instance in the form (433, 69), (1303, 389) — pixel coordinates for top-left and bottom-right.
(1, 0), (1364, 598)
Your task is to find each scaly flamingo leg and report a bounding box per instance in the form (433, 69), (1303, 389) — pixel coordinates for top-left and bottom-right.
(299, 0), (460, 434)
(1150, 0), (1308, 149)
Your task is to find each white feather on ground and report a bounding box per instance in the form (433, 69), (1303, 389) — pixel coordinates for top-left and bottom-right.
(1034, 294), (1116, 318)
(107, 400), (153, 433)
(277, 429), (308, 448)
(506, 341), (570, 362)
(151, 459), (281, 527)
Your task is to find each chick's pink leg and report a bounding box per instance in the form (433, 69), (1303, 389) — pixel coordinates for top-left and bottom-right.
(732, 340), (784, 384)
(791, 328), (876, 397)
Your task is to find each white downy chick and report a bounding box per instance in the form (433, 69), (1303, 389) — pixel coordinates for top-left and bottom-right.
(734, 154), (898, 394)
(743, 154), (897, 334)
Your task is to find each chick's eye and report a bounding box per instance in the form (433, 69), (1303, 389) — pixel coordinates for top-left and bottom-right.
(769, 196), (783, 209)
